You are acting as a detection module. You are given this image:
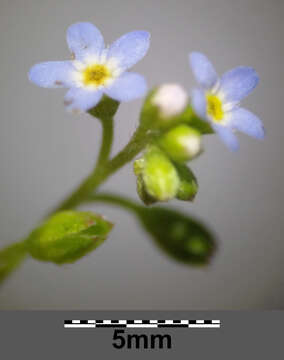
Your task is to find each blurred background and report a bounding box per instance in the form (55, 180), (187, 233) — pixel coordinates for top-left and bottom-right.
(0, 0), (283, 309)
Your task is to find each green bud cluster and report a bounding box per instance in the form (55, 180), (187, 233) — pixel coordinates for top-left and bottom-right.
(134, 85), (210, 205)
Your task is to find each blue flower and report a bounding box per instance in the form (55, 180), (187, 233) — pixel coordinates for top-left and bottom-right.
(29, 22), (150, 112)
(189, 52), (265, 151)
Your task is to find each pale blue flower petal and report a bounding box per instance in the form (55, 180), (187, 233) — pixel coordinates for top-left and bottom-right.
(104, 72), (147, 102)
(28, 61), (75, 88)
(107, 31), (150, 71)
(230, 107), (265, 139)
(213, 124), (239, 151)
(189, 52), (218, 89)
(66, 22), (104, 60)
(64, 87), (103, 112)
(219, 67), (259, 102)
(191, 88), (207, 119)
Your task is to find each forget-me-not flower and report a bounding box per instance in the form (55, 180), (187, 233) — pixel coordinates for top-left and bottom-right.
(29, 22), (150, 112)
(189, 52), (265, 151)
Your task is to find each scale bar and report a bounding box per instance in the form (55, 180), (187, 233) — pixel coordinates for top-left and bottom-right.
(64, 319), (220, 329)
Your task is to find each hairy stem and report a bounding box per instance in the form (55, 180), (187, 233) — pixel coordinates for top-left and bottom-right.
(87, 192), (143, 214)
(0, 241), (28, 284)
(95, 117), (114, 167)
(52, 124), (155, 213)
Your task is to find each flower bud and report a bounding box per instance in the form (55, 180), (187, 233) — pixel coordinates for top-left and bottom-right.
(139, 85), (189, 131)
(137, 207), (216, 265)
(27, 211), (113, 264)
(134, 145), (180, 203)
(175, 163), (198, 201)
(152, 83), (188, 118)
(159, 124), (202, 162)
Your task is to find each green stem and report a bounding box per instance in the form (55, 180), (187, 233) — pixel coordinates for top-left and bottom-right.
(95, 117), (114, 168)
(0, 240), (28, 285)
(87, 192), (143, 214)
(52, 124), (155, 213)
(102, 125), (156, 177)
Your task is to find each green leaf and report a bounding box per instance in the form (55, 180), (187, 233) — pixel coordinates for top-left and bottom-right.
(27, 211), (113, 264)
(137, 207), (216, 265)
(88, 95), (120, 119)
(0, 241), (28, 284)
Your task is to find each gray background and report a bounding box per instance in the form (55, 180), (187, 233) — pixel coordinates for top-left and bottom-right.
(0, 0), (283, 309)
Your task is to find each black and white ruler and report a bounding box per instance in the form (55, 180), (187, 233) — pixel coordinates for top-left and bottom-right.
(64, 319), (220, 329)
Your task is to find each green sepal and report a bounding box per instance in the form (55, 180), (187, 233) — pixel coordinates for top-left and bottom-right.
(179, 106), (213, 134)
(139, 88), (161, 129)
(88, 95), (120, 120)
(134, 145), (180, 203)
(27, 211), (113, 264)
(136, 173), (158, 206)
(137, 207), (216, 265)
(175, 162), (198, 201)
(134, 158), (157, 205)
(143, 145), (180, 201)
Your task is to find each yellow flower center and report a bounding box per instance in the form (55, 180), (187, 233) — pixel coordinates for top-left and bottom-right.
(82, 64), (111, 87)
(206, 93), (224, 123)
